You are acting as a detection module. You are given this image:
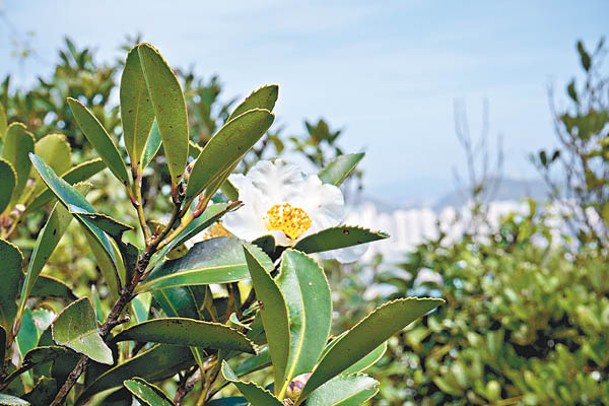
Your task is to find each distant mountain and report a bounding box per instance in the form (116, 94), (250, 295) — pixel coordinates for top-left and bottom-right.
(433, 177), (550, 209)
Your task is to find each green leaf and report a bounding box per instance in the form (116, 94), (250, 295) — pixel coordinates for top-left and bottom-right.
(228, 84), (279, 121)
(30, 133), (72, 197)
(29, 154), (122, 294)
(2, 123), (35, 205)
(306, 374), (378, 406)
(138, 238), (273, 293)
(2, 346), (68, 385)
(113, 318), (256, 354)
(185, 109), (274, 203)
(151, 202), (242, 264)
(78, 344), (194, 404)
(0, 239), (23, 334)
(243, 245), (290, 393)
(141, 119), (162, 169)
(68, 98), (131, 185)
(51, 297), (113, 365)
(30, 275), (76, 300)
(341, 341), (386, 375)
(27, 158), (106, 213)
(152, 287), (200, 319)
(221, 361), (283, 406)
(0, 102), (7, 139)
(18, 201), (73, 316)
(0, 394), (30, 405)
(68, 207), (133, 240)
(318, 153), (364, 186)
(206, 398), (247, 406)
(123, 378), (173, 406)
(276, 250), (331, 395)
(0, 158), (15, 212)
(120, 47), (155, 170)
(294, 226), (388, 254)
(233, 347), (272, 377)
(138, 43), (189, 187)
(0, 325), (5, 369)
(21, 376), (57, 406)
(297, 297), (444, 403)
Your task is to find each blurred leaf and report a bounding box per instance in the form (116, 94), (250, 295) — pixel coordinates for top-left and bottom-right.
(228, 84), (278, 121)
(243, 245), (289, 393)
(577, 40), (591, 71)
(2, 123), (35, 205)
(113, 317), (256, 354)
(0, 102), (6, 139)
(567, 80), (578, 103)
(185, 109), (274, 203)
(306, 374), (378, 406)
(68, 98), (131, 185)
(298, 298), (444, 402)
(0, 239), (23, 334)
(0, 158), (16, 212)
(123, 378), (173, 406)
(221, 361), (283, 406)
(139, 238), (273, 293)
(276, 250), (331, 394)
(294, 226), (388, 254)
(138, 43), (189, 187)
(51, 297), (113, 365)
(120, 47), (155, 169)
(78, 344), (194, 403)
(318, 153), (364, 186)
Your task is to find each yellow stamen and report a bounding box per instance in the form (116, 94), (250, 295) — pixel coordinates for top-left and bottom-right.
(266, 203), (311, 240)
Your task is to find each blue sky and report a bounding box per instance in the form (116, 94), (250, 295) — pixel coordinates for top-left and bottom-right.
(1, 1), (607, 204)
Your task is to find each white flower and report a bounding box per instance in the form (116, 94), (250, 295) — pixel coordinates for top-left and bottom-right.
(222, 159), (366, 263)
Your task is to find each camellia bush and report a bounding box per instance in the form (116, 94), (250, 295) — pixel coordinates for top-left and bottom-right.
(0, 43), (443, 405)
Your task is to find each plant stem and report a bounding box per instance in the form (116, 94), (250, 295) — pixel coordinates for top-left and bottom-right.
(50, 354), (89, 406)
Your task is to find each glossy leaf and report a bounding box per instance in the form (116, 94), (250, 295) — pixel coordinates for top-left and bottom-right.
(0, 239), (23, 334)
(152, 287), (200, 319)
(244, 245), (290, 392)
(276, 250), (331, 395)
(0, 394), (30, 405)
(123, 378), (173, 406)
(26, 157), (106, 213)
(228, 84), (279, 121)
(138, 43), (189, 187)
(206, 398), (247, 406)
(152, 202), (241, 264)
(297, 297), (444, 402)
(19, 201), (73, 315)
(30, 275), (77, 300)
(113, 318), (256, 354)
(221, 361), (283, 406)
(68, 98), (131, 185)
(2, 123), (35, 204)
(341, 341), (387, 375)
(3, 346), (68, 384)
(141, 119), (162, 169)
(29, 154), (122, 294)
(30, 133), (71, 196)
(138, 238), (273, 293)
(0, 158), (15, 212)
(185, 109), (274, 203)
(294, 226), (388, 254)
(306, 374), (378, 406)
(51, 297), (113, 365)
(68, 207), (133, 239)
(78, 344), (194, 403)
(318, 153), (364, 186)
(120, 47), (155, 169)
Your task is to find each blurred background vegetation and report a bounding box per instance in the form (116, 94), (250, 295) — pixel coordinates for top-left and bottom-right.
(2, 34), (608, 405)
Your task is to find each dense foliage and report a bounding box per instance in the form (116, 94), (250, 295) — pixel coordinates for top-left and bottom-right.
(0, 41), (441, 406)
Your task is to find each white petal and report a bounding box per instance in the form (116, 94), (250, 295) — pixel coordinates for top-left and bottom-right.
(247, 159), (305, 204)
(223, 177), (268, 241)
(295, 175), (344, 237)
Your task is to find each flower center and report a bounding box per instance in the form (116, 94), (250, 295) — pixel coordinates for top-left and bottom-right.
(202, 221), (232, 240)
(266, 203), (311, 240)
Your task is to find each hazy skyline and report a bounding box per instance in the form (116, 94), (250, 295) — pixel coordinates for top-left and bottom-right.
(1, 1), (607, 204)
